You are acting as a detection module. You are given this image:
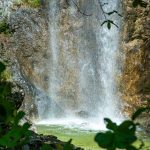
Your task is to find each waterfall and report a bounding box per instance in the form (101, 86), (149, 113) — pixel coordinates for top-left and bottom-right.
(36, 0), (123, 130)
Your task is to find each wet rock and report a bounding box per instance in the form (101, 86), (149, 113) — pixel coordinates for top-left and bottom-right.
(24, 132), (84, 150)
(9, 8), (49, 92)
(77, 111), (89, 118)
(121, 0), (150, 131)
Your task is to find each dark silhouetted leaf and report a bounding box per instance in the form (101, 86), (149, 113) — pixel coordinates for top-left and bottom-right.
(132, 0), (147, 8)
(104, 118), (117, 131)
(101, 20), (118, 29)
(0, 122), (31, 148)
(40, 144), (52, 150)
(0, 62), (6, 74)
(116, 121), (137, 148)
(95, 118), (138, 150)
(126, 145), (138, 150)
(118, 120), (136, 134)
(14, 111), (25, 125)
(108, 20), (118, 28)
(0, 82), (12, 98)
(107, 22), (111, 29)
(101, 20), (108, 26)
(0, 99), (14, 123)
(63, 139), (73, 150)
(107, 10), (122, 17)
(95, 131), (114, 149)
(132, 107), (150, 120)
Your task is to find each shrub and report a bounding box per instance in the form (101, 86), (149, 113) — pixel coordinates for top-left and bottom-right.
(23, 0), (41, 8)
(0, 21), (11, 34)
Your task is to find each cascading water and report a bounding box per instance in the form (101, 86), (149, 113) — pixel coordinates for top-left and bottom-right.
(36, 0), (123, 130)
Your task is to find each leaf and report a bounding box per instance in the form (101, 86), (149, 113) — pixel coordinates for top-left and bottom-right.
(13, 111), (25, 125)
(0, 127), (2, 133)
(95, 131), (114, 149)
(107, 10), (122, 17)
(104, 118), (117, 131)
(108, 20), (118, 28)
(40, 144), (52, 150)
(126, 145), (138, 150)
(101, 20), (118, 29)
(131, 107), (150, 121)
(132, 0), (147, 8)
(115, 132), (137, 148)
(0, 82), (12, 98)
(0, 98), (14, 123)
(132, 0), (139, 7)
(115, 120), (137, 148)
(118, 120), (136, 134)
(63, 139), (73, 150)
(101, 20), (107, 26)
(22, 122), (31, 130)
(0, 62), (6, 74)
(138, 139), (145, 149)
(0, 122), (31, 148)
(107, 11), (115, 15)
(107, 21), (111, 30)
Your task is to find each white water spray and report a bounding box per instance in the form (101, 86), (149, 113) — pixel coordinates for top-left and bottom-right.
(36, 0), (123, 130)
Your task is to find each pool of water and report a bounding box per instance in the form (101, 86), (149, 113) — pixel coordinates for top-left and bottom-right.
(36, 124), (150, 150)
(36, 124), (100, 150)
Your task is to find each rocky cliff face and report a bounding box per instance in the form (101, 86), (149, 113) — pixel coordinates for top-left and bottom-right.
(120, 1), (150, 132)
(1, 0), (121, 120)
(0, 1), (49, 118)
(121, 0), (150, 116)
(0, 1), (150, 125)
(9, 8), (49, 91)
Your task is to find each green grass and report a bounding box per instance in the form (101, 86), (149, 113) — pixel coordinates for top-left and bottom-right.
(22, 0), (41, 8)
(12, 0), (41, 8)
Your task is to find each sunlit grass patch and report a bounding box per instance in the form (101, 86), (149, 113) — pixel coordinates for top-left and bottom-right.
(22, 0), (41, 8)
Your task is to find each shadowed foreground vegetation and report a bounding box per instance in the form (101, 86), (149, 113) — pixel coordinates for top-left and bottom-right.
(0, 0), (149, 149)
(0, 61), (150, 150)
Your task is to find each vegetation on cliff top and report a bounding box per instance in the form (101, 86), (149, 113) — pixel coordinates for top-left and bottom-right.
(0, 21), (11, 34)
(22, 0), (41, 8)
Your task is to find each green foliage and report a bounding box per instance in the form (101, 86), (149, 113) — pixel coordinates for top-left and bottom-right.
(22, 0), (41, 8)
(95, 119), (137, 150)
(0, 62), (32, 149)
(132, 107), (150, 121)
(0, 62), (76, 150)
(132, 0), (148, 8)
(40, 144), (53, 150)
(63, 139), (74, 150)
(0, 120), (32, 148)
(95, 107), (150, 150)
(101, 0), (148, 29)
(0, 98), (14, 124)
(0, 70), (12, 81)
(0, 62), (6, 73)
(0, 21), (11, 34)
